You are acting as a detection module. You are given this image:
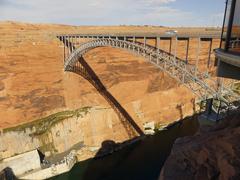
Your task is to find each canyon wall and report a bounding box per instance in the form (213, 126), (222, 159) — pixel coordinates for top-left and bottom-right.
(160, 114), (240, 180)
(0, 22), (221, 159)
(0, 84), (196, 160)
(0, 21), (220, 129)
(0, 106), (122, 160)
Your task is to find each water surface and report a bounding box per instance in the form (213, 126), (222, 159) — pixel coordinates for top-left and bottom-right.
(50, 117), (199, 180)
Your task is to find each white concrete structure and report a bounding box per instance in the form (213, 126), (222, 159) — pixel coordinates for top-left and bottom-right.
(0, 150), (41, 177)
(20, 150), (77, 180)
(0, 149), (77, 179)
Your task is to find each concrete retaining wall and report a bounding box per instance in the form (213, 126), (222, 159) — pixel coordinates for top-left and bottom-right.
(0, 150), (41, 177)
(20, 151), (77, 180)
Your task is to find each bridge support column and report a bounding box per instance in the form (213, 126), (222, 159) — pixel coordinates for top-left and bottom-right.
(186, 38), (190, 64)
(72, 36), (75, 50)
(75, 36), (78, 46)
(207, 39), (213, 68)
(79, 36), (82, 45)
(70, 36), (73, 53)
(67, 36), (71, 57)
(65, 36), (68, 57)
(124, 38), (126, 48)
(133, 36), (136, 43)
(156, 37), (160, 52)
(61, 36), (66, 64)
(71, 36), (74, 52)
(169, 38), (172, 54)
(144, 37), (147, 47)
(72, 36), (75, 49)
(174, 37), (178, 64)
(195, 37), (201, 76)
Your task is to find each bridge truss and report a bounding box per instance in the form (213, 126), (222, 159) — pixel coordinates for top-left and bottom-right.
(57, 35), (240, 114)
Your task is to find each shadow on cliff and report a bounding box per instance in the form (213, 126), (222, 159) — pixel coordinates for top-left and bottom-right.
(50, 114), (200, 180)
(80, 114), (200, 180)
(67, 56), (144, 138)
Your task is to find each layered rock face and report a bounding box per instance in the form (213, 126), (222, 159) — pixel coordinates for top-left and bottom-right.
(0, 21), (220, 129)
(0, 21), (208, 129)
(0, 107), (127, 160)
(0, 21), (221, 159)
(160, 114), (240, 180)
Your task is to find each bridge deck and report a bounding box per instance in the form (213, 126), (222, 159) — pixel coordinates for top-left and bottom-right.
(57, 33), (221, 39)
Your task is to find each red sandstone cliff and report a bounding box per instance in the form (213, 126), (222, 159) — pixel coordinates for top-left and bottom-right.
(0, 22), (225, 158)
(0, 21), (220, 129)
(160, 113), (240, 180)
(2, 21), (219, 159)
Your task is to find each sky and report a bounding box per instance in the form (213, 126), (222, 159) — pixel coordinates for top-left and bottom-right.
(0, 0), (226, 27)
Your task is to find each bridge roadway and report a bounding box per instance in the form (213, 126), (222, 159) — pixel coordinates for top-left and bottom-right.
(56, 32), (221, 39)
(57, 34), (240, 110)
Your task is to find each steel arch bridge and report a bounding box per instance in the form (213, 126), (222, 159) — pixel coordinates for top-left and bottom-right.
(57, 36), (239, 106)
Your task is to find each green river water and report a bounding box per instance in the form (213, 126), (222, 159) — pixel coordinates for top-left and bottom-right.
(50, 116), (199, 180)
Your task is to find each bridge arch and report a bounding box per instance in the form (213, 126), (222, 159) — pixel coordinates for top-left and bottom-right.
(64, 38), (189, 73)
(57, 35), (240, 124)
(63, 38), (224, 100)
